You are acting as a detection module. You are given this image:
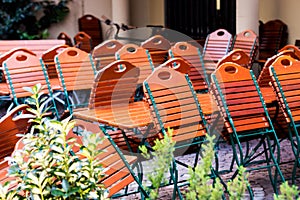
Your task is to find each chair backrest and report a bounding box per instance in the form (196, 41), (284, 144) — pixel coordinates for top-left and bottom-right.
(231, 29), (259, 68)
(54, 47), (96, 113)
(278, 44), (300, 59)
(216, 49), (250, 69)
(269, 55), (300, 123)
(3, 50), (51, 101)
(169, 41), (208, 92)
(0, 104), (31, 163)
(141, 35), (171, 67)
(258, 50), (296, 87)
(57, 32), (73, 47)
(70, 119), (140, 197)
(259, 19), (288, 61)
(211, 62), (272, 138)
(41, 44), (69, 79)
(78, 14), (103, 48)
(89, 60), (139, 109)
(143, 67), (207, 143)
(116, 44), (154, 85)
(74, 31), (93, 53)
(203, 28), (232, 61)
(92, 39), (124, 70)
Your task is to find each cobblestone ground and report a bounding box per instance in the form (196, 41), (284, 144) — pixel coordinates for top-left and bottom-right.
(115, 138), (300, 200)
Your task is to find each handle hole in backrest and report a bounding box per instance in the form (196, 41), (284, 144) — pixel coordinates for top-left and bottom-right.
(153, 38), (162, 45)
(217, 31), (225, 36)
(232, 53), (241, 61)
(244, 31), (251, 37)
(78, 34), (85, 39)
(86, 16), (92, 20)
(16, 55), (27, 61)
(179, 45), (187, 50)
(107, 42), (116, 49)
(224, 66), (237, 74)
(114, 64), (126, 73)
(158, 71), (171, 80)
(127, 47), (136, 53)
(281, 59), (291, 66)
(67, 50), (78, 56)
(171, 62), (181, 69)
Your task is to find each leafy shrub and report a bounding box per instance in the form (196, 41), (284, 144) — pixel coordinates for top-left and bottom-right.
(0, 84), (107, 199)
(0, 0), (71, 39)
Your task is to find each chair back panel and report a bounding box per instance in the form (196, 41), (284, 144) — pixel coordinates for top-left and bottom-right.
(117, 44), (153, 84)
(144, 67), (207, 142)
(89, 60), (139, 109)
(55, 47), (96, 91)
(74, 31), (93, 53)
(3, 50), (49, 98)
(217, 49), (250, 69)
(170, 42), (208, 91)
(92, 39), (123, 70)
(212, 63), (269, 135)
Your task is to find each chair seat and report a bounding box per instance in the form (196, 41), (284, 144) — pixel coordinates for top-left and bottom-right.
(74, 101), (152, 129)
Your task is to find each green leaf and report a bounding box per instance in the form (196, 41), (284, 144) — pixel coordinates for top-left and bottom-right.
(62, 179), (70, 192)
(51, 189), (65, 197)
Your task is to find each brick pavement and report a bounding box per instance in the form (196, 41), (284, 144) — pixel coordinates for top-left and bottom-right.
(116, 138), (300, 200)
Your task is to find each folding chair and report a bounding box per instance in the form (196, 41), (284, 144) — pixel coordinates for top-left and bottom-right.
(231, 29), (259, 69)
(143, 66), (210, 199)
(3, 50), (59, 117)
(116, 44), (154, 101)
(69, 119), (149, 198)
(278, 44), (300, 59)
(202, 29), (232, 78)
(169, 41), (209, 92)
(74, 31), (93, 53)
(78, 14), (103, 48)
(73, 60), (155, 153)
(211, 62), (285, 196)
(54, 47), (97, 115)
(92, 39), (123, 70)
(57, 32), (73, 47)
(141, 35), (171, 68)
(269, 55), (300, 183)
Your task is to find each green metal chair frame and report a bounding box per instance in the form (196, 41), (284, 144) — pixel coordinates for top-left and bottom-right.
(143, 66), (213, 199)
(269, 55), (300, 183)
(211, 62), (285, 197)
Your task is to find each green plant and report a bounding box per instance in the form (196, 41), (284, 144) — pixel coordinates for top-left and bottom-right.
(1, 84), (107, 199)
(0, 0), (71, 40)
(139, 128), (176, 200)
(185, 135), (223, 200)
(274, 181), (300, 200)
(227, 166), (249, 200)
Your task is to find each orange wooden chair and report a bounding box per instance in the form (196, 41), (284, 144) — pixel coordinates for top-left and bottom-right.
(202, 29), (232, 78)
(57, 32), (73, 47)
(3, 50), (59, 116)
(54, 47), (97, 115)
(74, 31), (93, 53)
(269, 55), (300, 183)
(231, 29), (259, 69)
(278, 44), (300, 59)
(78, 14), (103, 48)
(116, 44), (154, 101)
(143, 66), (210, 198)
(92, 39), (124, 70)
(73, 60), (155, 153)
(211, 62), (285, 196)
(141, 35), (171, 67)
(69, 119), (149, 198)
(169, 41), (209, 92)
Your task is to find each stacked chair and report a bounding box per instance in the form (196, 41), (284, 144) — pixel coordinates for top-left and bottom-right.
(141, 35), (171, 68)
(269, 55), (300, 183)
(92, 39), (124, 70)
(202, 29), (232, 80)
(211, 62), (285, 197)
(74, 31), (93, 53)
(230, 29), (259, 70)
